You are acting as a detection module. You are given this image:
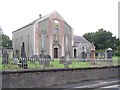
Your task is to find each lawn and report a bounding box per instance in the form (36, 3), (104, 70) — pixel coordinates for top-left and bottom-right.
(112, 56), (120, 66)
(0, 56), (119, 70)
(0, 57), (2, 71)
(1, 58), (93, 70)
(112, 56), (120, 60)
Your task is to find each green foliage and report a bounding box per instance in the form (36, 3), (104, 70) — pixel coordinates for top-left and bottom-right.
(1, 34), (12, 48)
(118, 45), (120, 56)
(114, 45), (120, 56)
(83, 28), (119, 50)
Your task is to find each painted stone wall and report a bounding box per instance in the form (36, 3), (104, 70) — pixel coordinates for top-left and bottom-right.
(12, 24), (34, 57)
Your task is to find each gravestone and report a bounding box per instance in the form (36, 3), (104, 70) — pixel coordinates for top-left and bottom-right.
(41, 49), (44, 58)
(98, 52), (105, 59)
(106, 48), (112, 59)
(19, 42), (28, 69)
(31, 55), (39, 58)
(15, 50), (20, 58)
(21, 42), (26, 58)
(82, 52), (85, 59)
(2, 51), (9, 65)
(59, 56), (65, 64)
(30, 55), (39, 63)
(45, 55), (51, 60)
(44, 55), (51, 67)
(13, 58), (19, 64)
(64, 52), (71, 68)
(40, 50), (46, 68)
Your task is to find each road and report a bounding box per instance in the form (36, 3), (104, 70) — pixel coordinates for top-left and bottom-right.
(101, 84), (119, 88)
(47, 78), (119, 89)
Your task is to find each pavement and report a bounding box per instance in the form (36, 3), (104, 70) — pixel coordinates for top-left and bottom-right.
(45, 77), (120, 89)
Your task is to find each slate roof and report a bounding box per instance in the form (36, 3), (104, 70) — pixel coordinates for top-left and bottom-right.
(74, 35), (91, 46)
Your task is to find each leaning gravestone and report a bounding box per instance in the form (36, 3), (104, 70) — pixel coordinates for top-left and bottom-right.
(2, 51), (9, 65)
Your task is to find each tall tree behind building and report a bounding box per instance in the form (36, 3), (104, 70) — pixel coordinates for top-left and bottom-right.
(83, 28), (119, 50)
(0, 26), (12, 48)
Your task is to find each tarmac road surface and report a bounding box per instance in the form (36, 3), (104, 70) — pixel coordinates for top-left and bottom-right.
(46, 77), (119, 89)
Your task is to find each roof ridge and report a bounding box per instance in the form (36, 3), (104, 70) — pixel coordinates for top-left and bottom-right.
(12, 11), (57, 33)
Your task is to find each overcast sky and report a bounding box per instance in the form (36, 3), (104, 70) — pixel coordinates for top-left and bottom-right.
(0, 0), (119, 39)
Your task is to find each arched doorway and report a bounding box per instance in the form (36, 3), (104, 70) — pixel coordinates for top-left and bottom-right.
(74, 49), (77, 58)
(54, 47), (58, 58)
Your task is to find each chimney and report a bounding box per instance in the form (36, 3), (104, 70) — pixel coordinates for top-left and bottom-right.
(39, 14), (42, 18)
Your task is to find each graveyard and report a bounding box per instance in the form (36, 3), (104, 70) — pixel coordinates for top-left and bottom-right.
(0, 55), (119, 70)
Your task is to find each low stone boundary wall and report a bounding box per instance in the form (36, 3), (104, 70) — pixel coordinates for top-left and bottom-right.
(2, 66), (119, 88)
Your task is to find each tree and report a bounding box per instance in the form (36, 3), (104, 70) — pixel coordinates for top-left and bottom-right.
(1, 34), (12, 48)
(83, 28), (119, 50)
(117, 45), (120, 56)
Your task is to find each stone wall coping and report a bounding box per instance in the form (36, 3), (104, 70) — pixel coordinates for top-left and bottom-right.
(2, 65), (119, 74)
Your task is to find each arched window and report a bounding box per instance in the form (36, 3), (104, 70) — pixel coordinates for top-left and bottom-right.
(74, 49), (77, 58)
(54, 25), (59, 41)
(66, 36), (68, 47)
(21, 36), (23, 43)
(54, 27), (58, 34)
(41, 32), (44, 50)
(54, 25), (59, 34)
(82, 46), (84, 51)
(28, 35), (29, 57)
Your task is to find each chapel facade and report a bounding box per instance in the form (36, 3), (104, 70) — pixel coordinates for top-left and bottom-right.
(12, 11), (74, 58)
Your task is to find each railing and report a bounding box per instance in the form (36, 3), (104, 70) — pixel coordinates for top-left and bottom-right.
(1, 57), (119, 70)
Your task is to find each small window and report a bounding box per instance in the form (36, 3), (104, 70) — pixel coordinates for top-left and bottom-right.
(54, 28), (58, 33)
(55, 25), (59, 28)
(41, 32), (44, 50)
(21, 37), (23, 42)
(82, 47), (84, 51)
(54, 20), (58, 24)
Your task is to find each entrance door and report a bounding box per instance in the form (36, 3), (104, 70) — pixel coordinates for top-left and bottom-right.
(54, 48), (58, 58)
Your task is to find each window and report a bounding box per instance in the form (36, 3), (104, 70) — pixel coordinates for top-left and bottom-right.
(54, 25), (59, 33)
(66, 36), (68, 47)
(28, 35), (29, 50)
(54, 28), (58, 34)
(54, 20), (59, 24)
(41, 32), (44, 50)
(82, 46), (84, 51)
(21, 37), (23, 42)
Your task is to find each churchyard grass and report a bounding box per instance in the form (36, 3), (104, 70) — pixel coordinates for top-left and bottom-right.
(1, 57), (120, 70)
(50, 59), (64, 68)
(112, 56), (120, 66)
(0, 56), (2, 71)
(69, 61), (91, 68)
(1, 58), (92, 70)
